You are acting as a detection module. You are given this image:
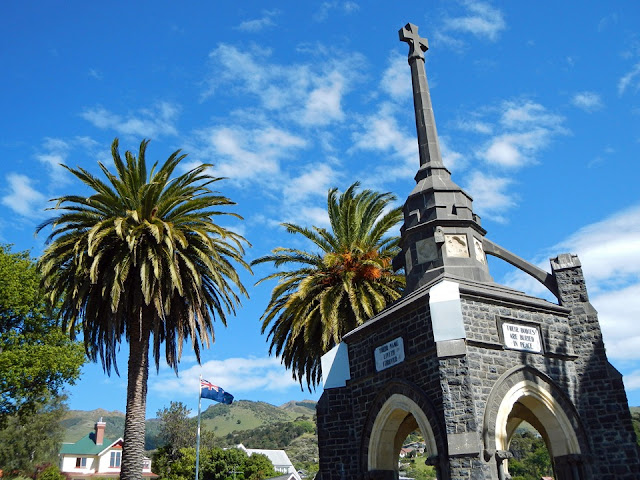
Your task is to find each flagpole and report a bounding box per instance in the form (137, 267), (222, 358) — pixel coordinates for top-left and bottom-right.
(195, 374), (202, 480)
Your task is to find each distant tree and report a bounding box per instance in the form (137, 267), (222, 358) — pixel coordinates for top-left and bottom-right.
(157, 402), (197, 462)
(0, 396), (68, 475)
(243, 453), (276, 480)
(154, 446), (276, 480)
(508, 430), (553, 480)
(0, 245), (84, 425)
(253, 183), (404, 389)
(37, 139), (250, 480)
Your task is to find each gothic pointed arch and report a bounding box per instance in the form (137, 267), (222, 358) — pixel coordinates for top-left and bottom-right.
(482, 365), (589, 462)
(359, 380), (446, 476)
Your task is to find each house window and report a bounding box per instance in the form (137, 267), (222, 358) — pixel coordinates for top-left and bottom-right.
(110, 451), (121, 468)
(143, 459), (151, 470)
(75, 457), (87, 468)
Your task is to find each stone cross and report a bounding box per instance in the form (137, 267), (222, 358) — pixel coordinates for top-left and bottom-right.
(399, 23), (429, 61)
(398, 22), (443, 169)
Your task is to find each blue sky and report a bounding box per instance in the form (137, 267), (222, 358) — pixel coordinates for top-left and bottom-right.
(2, 1), (639, 418)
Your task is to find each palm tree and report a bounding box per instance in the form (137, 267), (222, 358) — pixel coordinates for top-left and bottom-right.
(37, 138), (250, 480)
(252, 182), (404, 389)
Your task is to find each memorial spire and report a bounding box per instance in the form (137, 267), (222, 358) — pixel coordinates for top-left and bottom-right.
(397, 23), (492, 292)
(399, 23), (445, 172)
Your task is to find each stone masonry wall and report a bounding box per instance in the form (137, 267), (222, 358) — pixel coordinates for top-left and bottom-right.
(551, 255), (640, 479)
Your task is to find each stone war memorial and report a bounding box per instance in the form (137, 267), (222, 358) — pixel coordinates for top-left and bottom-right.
(315, 23), (640, 480)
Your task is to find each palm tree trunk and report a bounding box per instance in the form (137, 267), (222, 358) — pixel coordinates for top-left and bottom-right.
(120, 314), (151, 480)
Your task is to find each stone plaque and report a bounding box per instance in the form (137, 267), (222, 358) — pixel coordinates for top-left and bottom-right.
(374, 337), (405, 372)
(473, 237), (486, 264)
(445, 234), (469, 257)
(502, 322), (542, 353)
(416, 238), (438, 264)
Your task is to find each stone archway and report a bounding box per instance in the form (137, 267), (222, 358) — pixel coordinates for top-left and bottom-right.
(483, 367), (588, 480)
(359, 382), (445, 480)
(367, 393), (438, 470)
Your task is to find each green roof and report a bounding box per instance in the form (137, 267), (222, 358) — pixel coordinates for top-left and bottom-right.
(60, 433), (119, 455)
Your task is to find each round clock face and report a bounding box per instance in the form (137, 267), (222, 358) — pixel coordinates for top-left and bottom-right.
(445, 234), (469, 258)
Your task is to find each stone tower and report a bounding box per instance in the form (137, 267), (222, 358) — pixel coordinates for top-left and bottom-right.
(316, 23), (640, 480)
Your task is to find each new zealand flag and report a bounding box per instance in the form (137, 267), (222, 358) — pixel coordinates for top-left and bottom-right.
(200, 379), (234, 404)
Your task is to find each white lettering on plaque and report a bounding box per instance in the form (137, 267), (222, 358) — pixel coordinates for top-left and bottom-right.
(502, 322), (542, 353)
(374, 337), (405, 372)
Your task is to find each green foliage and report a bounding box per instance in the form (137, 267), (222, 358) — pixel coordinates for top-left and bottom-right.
(223, 419), (315, 449)
(508, 430), (553, 480)
(0, 396), (68, 474)
(36, 465), (66, 480)
(153, 446), (276, 480)
(0, 245), (85, 425)
(401, 458), (437, 480)
(157, 401), (198, 463)
(631, 411), (640, 446)
(37, 138), (250, 480)
(253, 182), (404, 389)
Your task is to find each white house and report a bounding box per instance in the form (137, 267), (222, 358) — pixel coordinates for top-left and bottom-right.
(236, 444), (301, 480)
(59, 419), (156, 479)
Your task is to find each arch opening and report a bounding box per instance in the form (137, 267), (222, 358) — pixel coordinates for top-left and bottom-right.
(494, 380), (581, 480)
(368, 394), (438, 476)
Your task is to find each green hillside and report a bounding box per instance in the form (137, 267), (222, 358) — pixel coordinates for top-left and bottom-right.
(199, 399), (313, 436)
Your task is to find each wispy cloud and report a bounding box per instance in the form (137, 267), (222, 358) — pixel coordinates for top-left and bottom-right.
(439, 0), (506, 44)
(571, 91), (604, 112)
(618, 62), (640, 95)
(1, 173), (47, 218)
(464, 170), (515, 222)
(149, 356), (300, 401)
(481, 100), (567, 168)
(351, 104), (417, 184)
(192, 124), (307, 184)
(81, 102), (180, 139)
(313, 1), (359, 22)
(379, 52), (411, 101)
(204, 44), (361, 128)
(236, 9), (279, 32)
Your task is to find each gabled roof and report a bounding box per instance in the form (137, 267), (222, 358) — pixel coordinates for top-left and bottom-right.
(60, 433), (121, 455)
(266, 475), (298, 480)
(236, 444), (294, 466)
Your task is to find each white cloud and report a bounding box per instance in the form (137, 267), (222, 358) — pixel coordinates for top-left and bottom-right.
(624, 370), (640, 391)
(284, 163), (338, 203)
(1, 173), (47, 218)
(456, 119), (493, 134)
(480, 101), (567, 168)
(380, 53), (412, 101)
(302, 71), (346, 126)
(314, 1), (359, 22)
(439, 136), (465, 171)
(236, 10), (279, 32)
(441, 0), (506, 42)
(351, 104), (417, 183)
(618, 62), (640, 95)
(195, 124), (307, 183)
(593, 284), (640, 361)
(502, 205), (640, 361)
(149, 356), (300, 400)
(81, 102), (179, 138)
(464, 170), (515, 222)
(553, 204), (640, 290)
(205, 44), (359, 127)
(571, 91), (603, 112)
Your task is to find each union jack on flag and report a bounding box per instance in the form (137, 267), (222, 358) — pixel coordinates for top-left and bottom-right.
(200, 378), (234, 404)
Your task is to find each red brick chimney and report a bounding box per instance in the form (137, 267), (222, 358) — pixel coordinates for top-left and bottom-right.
(95, 418), (106, 445)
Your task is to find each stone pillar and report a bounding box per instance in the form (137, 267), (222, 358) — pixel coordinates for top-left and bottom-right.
(551, 253), (640, 479)
(316, 390), (359, 480)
